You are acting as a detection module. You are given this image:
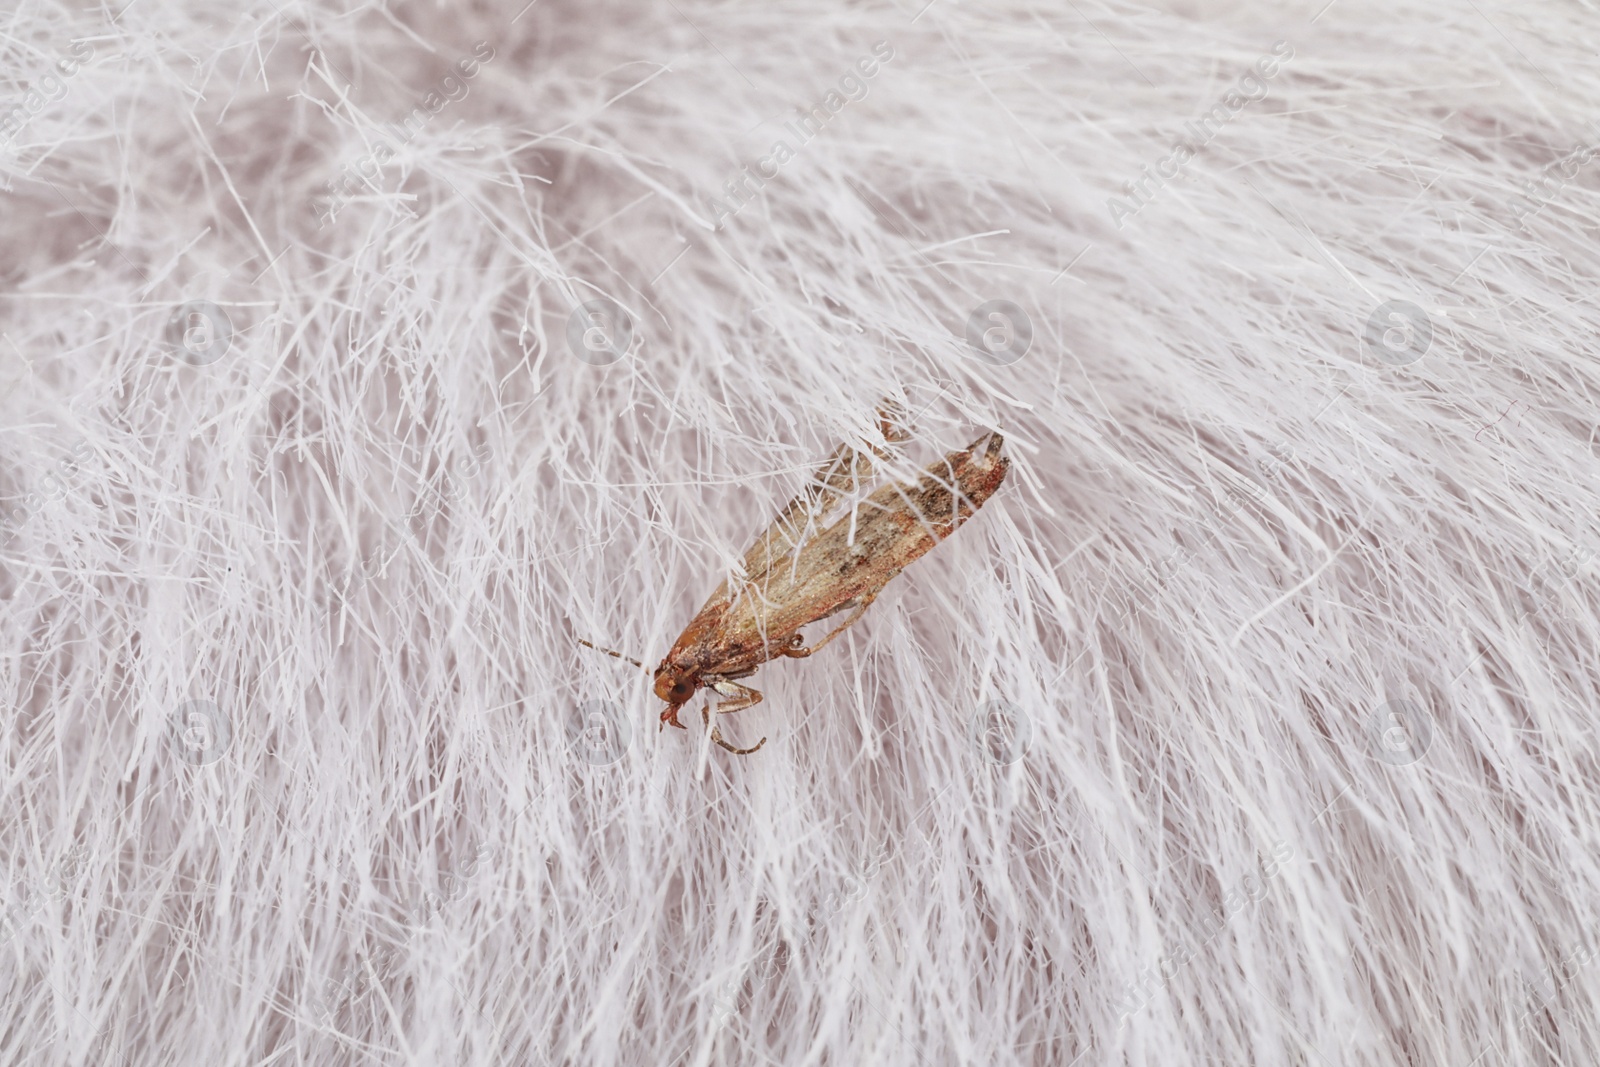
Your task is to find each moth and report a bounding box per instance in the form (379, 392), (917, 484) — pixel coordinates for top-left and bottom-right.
(584, 407), (1009, 755)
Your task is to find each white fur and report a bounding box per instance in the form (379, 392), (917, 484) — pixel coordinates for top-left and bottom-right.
(2, 0), (1599, 1063)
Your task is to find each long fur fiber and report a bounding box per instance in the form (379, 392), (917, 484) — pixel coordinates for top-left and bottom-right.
(2, 0), (1599, 1063)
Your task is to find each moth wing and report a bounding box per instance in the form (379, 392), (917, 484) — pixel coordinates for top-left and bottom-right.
(672, 415), (1003, 672)
(693, 444), (889, 663)
(742, 430), (1010, 641)
(737, 404), (910, 585)
(735, 440), (867, 585)
(657, 439), (871, 668)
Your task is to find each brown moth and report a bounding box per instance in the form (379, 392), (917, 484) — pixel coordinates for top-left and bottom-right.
(616, 406), (1010, 756)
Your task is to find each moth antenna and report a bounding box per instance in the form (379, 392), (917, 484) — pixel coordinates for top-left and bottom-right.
(577, 638), (650, 673)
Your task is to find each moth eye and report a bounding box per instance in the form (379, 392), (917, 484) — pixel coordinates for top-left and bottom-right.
(670, 681), (693, 700)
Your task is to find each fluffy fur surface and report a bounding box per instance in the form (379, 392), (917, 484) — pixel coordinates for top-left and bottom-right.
(3, 0), (1599, 1063)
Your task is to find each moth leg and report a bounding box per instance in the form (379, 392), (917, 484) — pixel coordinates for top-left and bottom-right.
(700, 705), (766, 755)
(702, 678), (767, 754)
(700, 710), (768, 758)
(707, 677), (764, 715)
(782, 588), (882, 658)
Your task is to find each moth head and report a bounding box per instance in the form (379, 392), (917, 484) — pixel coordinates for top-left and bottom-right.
(653, 667), (698, 706)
